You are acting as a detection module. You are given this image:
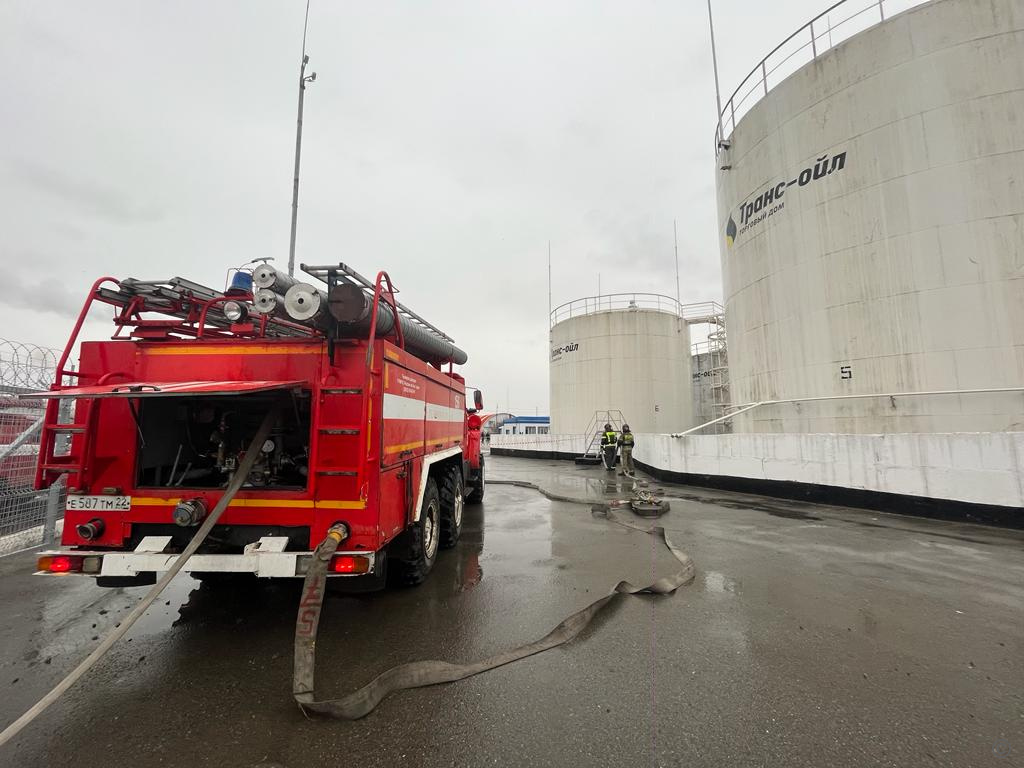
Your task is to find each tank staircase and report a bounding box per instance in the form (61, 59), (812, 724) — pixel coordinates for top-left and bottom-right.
(574, 410), (627, 466)
(707, 325), (731, 432)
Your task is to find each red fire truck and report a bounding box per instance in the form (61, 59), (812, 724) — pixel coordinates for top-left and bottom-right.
(28, 264), (484, 588)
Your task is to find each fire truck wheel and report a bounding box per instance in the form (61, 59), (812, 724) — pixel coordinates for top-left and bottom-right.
(440, 465), (464, 549)
(391, 478), (441, 587)
(466, 455), (485, 504)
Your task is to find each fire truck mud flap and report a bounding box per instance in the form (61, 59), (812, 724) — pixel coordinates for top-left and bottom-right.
(292, 506), (695, 720)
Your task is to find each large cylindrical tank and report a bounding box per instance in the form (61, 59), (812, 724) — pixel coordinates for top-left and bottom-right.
(549, 295), (694, 434)
(717, 0), (1024, 433)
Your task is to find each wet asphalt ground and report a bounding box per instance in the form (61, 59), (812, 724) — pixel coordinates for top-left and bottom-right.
(0, 454), (1022, 767)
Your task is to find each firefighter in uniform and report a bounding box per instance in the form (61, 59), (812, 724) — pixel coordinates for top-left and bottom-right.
(618, 424), (635, 476)
(599, 423), (618, 471)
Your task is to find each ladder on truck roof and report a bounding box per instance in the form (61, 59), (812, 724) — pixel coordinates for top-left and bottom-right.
(94, 277), (315, 340)
(32, 274), (321, 490)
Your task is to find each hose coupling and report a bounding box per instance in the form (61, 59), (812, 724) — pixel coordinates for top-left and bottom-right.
(327, 522), (350, 543)
(173, 498), (207, 527)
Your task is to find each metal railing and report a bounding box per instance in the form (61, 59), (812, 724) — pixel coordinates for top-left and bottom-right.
(551, 294), (723, 328)
(0, 340), (66, 556)
(579, 410), (627, 459)
(692, 329), (728, 357)
(674, 386), (1024, 436)
(715, 0), (929, 151)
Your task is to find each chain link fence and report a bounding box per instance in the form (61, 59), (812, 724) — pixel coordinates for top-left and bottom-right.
(0, 339), (66, 556)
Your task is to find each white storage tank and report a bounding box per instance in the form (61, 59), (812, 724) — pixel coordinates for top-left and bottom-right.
(549, 295), (695, 435)
(716, 0), (1024, 433)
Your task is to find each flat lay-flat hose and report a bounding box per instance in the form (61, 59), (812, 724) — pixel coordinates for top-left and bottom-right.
(293, 504), (694, 720)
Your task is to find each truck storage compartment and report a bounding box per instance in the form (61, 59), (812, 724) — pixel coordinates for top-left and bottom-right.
(135, 391), (312, 490)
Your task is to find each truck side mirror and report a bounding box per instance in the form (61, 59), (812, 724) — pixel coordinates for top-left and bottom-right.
(474, 390), (483, 410)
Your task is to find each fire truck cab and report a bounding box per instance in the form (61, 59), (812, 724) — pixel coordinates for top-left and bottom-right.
(29, 265), (484, 588)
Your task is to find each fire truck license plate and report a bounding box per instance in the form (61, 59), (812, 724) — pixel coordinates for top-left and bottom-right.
(66, 495), (131, 512)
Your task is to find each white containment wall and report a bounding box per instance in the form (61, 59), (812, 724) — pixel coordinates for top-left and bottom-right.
(549, 297), (694, 435)
(717, 0), (1024, 433)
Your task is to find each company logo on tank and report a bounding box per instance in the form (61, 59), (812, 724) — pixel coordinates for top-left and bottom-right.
(550, 342), (579, 362)
(725, 150), (848, 248)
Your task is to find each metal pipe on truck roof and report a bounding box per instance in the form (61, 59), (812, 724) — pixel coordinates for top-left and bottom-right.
(253, 264), (303, 296)
(284, 283), (331, 330)
(251, 288), (288, 317)
(329, 282), (468, 365)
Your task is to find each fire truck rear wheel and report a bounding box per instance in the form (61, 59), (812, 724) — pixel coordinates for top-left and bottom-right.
(440, 465), (464, 549)
(391, 478), (441, 587)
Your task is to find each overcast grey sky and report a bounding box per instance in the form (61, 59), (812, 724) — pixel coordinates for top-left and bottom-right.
(1, 0), (831, 413)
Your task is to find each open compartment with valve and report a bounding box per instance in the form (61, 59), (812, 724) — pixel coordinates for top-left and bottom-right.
(133, 390), (312, 491)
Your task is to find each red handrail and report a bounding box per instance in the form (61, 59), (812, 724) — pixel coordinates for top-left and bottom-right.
(55, 277), (120, 382)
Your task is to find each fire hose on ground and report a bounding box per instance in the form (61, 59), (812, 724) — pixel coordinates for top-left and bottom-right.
(291, 490), (693, 720)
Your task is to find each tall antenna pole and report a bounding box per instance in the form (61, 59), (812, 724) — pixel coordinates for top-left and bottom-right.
(673, 219), (681, 307)
(547, 241), (552, 322)
(706, 0), (725, 147)
(288, 1), (316, 277)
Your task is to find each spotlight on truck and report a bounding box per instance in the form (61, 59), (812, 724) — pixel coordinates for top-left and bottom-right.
(223, 300), (249, 322)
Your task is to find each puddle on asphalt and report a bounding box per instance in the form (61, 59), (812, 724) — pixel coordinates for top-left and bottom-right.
(457, 558), (483, 592)
(493, 512), (548, 531)
(661, 488), (824, 521)
(496, 456), (828, 523)
(763, 507), (823, 521)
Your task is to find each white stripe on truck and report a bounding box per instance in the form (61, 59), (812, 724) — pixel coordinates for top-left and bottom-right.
(382, 393), (425, 420)
(383, 394), (464, 424)
(426, 403), (466, 423)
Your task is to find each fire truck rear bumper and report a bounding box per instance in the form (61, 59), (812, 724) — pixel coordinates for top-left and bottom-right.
(35, 536), (377, 579)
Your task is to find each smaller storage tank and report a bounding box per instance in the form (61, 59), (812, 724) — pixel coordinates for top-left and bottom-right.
(549, 295), (695, 434)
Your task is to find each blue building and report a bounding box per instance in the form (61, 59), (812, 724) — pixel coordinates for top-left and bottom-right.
(499, 416), (550, 436)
